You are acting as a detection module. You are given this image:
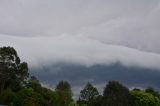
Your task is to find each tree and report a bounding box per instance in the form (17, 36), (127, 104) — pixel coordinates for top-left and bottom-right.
(0, 89), (19, 106)
(56, 80), (73, 106)
(40, 87), (59, 106)
(102, 81), (132, 106)
(78, 82), (99, 106)
(27, 76), (59, 106)
(17, 87), (44, 106)
(131, 90), (160, 106)
(145, 87), (160, 98)
(0, 47), (29, 93)
(69, 101), (79, 106)
(26, 76), (42, 93)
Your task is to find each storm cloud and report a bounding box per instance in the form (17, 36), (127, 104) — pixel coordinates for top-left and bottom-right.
(1, 34), (160, 70)
(0, 0), (160, 95)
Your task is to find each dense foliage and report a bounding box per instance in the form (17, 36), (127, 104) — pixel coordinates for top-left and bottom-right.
(56, 80), (73, 106)
(0, 47), (29, 93)
(131, 90), (160, 106)
(102, 81), (133, 106)
(0, 46), (160, 106)
(78, 82), (100, 106)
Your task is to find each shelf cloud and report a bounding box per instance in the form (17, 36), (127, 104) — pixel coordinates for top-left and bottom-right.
(1, 34), (160, 70)
(0, 0), (160, 92)
(0, 0), (159, 51)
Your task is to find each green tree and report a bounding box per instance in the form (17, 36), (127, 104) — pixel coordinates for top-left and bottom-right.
(102, 81), (132, 106)
(41, 87), (59, 106)
(0, 46), (29, 93)
(145, 87), (160, 98)
(27, 76), (42, 93)
(17, 87), (44, 106)
(0, 89), (19, 106)
(56, 80), (73, 106)
(27, 76), (59, 106)
(69, 101), (79, 106)
(131, 90), (160, 106)
(78, 82), (99, 106)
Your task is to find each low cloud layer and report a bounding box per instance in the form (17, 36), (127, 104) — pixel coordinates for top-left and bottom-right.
(0, 0), (160, 94)
(1, 34), (160, 70)
(0, 0), (160, 53)
(32, 63), (160, 99)
(0, 1), (159, 46)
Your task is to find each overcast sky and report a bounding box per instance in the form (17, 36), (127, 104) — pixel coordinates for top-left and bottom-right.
(1, 0), (160, 95)
(0, 0), (160, 69)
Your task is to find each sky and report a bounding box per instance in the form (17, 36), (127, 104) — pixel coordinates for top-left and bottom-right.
(0, 0), (160, 96)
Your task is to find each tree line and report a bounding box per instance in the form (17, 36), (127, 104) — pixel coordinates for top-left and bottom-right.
(0, 46), (160, 106)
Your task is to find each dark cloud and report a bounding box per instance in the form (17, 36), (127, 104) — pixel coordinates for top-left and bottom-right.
(0, 0), (160, 96)
(31, 63), (160, 98)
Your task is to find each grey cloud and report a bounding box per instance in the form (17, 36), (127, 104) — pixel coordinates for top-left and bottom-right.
(0, 0), (160, 95)
(0, 0), (159, 36)
(1, 34), (160, 70)
(0, 0), (159, 53)
(31, 63), (160, 98)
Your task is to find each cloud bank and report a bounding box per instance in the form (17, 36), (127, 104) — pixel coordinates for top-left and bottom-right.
(1, 0), (160, 96)
(0, 0), (159, 53)
(1, 34), (160, 70)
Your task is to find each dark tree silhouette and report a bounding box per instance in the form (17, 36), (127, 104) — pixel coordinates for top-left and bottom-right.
(56, 80), (72, 106)
(0, 47), (29, 93)
(102, 81), (132, 106)
(78, 82), (99, 106)
(145, 87), (160, 98)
